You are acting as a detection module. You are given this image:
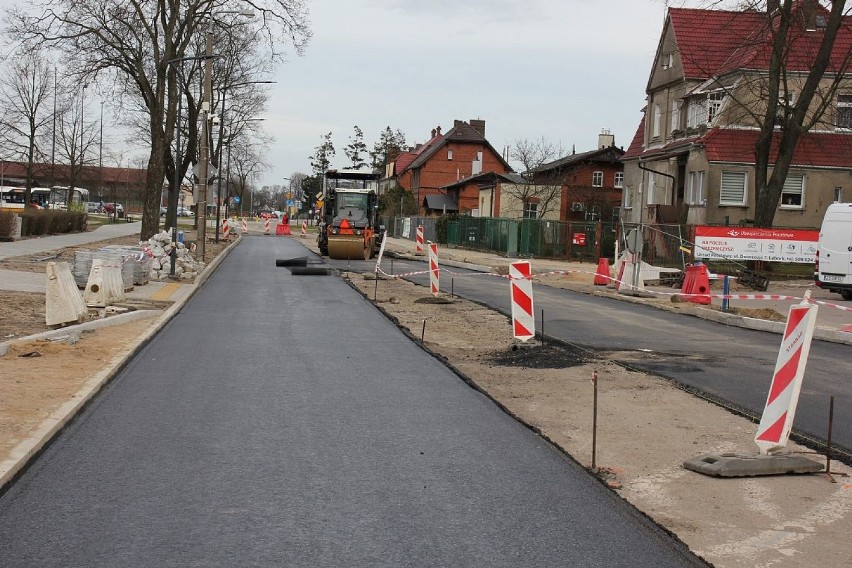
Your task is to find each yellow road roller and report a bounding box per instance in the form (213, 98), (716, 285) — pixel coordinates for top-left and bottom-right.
(317, 169), (383, 260)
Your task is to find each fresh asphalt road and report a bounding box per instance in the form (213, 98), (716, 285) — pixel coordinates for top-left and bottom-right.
(370, 257), (852, 458)
(0, 237), (707, 567)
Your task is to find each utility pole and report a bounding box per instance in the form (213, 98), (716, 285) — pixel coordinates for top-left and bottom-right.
(197, 20), (214, 260)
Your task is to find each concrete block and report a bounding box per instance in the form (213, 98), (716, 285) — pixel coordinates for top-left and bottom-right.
(683, 452), (823, 477)
(45, 262), (87, 326)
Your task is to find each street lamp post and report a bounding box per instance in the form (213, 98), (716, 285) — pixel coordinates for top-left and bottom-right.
(214, 80), (274, 243)
(198, 9), (254, 257)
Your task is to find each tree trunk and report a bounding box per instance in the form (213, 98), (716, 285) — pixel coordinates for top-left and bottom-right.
(141, 127), (166, 240)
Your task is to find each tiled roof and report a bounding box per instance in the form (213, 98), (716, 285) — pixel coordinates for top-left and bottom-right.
(531, 146), (624, 174)
(702, 128), (852, 168)
(0, 161), (147, 185)
(669, 3), (852, 78)
(400, 120), (512, 174)
(622, 116), (647, 160)
(439, 171), (526, 190)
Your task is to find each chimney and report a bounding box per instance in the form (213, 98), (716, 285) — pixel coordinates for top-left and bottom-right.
(431, 128), (436, 138)
(598, 128), (615, 149)
(436, 126), (442, 136)
(470, 119), (486, 137)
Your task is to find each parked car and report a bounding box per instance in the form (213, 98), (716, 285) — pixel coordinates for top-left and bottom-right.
(257, 210), (277, 219)
(86, 202), (99, 213)
(102, 202), (124, 215)
(160, 206), (167, 216)
(177, 207), (194, 217)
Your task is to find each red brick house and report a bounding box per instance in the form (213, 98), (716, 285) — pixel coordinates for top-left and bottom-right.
(439, 171), (527, 217)
(393, 119), (513, 215)
(528, 136), (625, 222)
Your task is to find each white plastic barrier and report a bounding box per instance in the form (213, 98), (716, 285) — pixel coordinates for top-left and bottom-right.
(45, 262), (87, 326)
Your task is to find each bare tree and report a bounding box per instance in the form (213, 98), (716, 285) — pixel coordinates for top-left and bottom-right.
(507, 137), (564, 219)
(0, 52), (54, 205)
(5, 0), (311, 239)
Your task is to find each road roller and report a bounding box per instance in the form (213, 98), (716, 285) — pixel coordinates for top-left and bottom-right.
(317, 168), (384, 260)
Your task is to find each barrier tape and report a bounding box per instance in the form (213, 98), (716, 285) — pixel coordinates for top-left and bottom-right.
(373, 259), (852, 313)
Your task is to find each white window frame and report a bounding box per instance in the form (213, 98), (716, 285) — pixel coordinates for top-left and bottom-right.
(661, 53), (674, 70)
(647, 172), (656, 204)
(837, 94), (852, 130)
(707, 92), (725, 124)
(670, 100), (682, 133)
(614, 172), (624, 188)
(687, 97), (707, 129)
(592, 171), (604, 187)
(447, 149), (453, 160)
(834, 187), (843, 202)
(523, 201), (538, 219)
(623, 185), (633, 209)
(779, 173), (805, 209)
(720, 171), (747, 206)
(687, 170), (705, 205)
(652, 104), (662, 138)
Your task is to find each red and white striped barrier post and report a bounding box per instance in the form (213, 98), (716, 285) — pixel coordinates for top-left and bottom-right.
(428, 242), (439, 297)
(415, 225), (425, 255)
(509, 261), (535, 342)
(300, 220), (307, 238)
(222, 219), (230, 239)
(242, 219), (248, 234)
(754, 291), (818, 455)
(264, 218), (271, 235)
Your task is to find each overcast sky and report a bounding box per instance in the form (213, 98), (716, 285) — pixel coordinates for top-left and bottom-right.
(0, 0), (727, 189)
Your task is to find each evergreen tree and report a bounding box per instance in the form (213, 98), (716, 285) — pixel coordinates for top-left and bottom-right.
(344, 125), (368, 170)
(309, 131), (335, 177)
(369, 126), (407, 171)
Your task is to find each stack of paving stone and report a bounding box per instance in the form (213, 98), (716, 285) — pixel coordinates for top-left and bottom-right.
(73, 250), (136, 291)
(100, 245), (153, 286)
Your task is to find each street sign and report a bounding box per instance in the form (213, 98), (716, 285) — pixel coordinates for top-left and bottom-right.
(233, 196), (241, 204)
(191, 162), (218, 180)
(286, 199), (295, 207)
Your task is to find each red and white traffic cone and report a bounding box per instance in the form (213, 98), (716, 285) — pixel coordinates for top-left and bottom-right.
(264, 218), (271, 235)
(428, 242), (439, 297)
(300, 221), (307, 238)
(242, 219), (248, 234)
(222, 219), (230, 239)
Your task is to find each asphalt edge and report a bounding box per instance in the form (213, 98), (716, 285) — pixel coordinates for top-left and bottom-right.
(0, 235), (242, 495)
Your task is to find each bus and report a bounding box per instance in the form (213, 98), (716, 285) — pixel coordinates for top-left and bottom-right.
(0, 186), (89, 210)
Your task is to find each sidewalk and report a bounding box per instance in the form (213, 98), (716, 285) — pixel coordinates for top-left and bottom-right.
(378, 236), (852, 345)
(0, 221), (142, 261)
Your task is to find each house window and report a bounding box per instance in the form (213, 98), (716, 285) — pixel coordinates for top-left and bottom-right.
(670, 100), (682, 133)
(652, 104), (662, 137)
(835, 187), (843, 202)
(777, 91), (795, 123)
(837, 94), (852, 129)
(707, 92), (725, 124)
(687, 97), (707, 128)
(614, 172), (624, 188)
(720, 171), (747, 205)
(447, 149), (453, 160)
(623, 186), (633, 209)
(687, 171), (705, 205)
(661, 53), (674, 70)
(592, 171), (603, 187)
(647, 172), (656, 203)
(780, 173), (804, 208)
(523, 201), (538, 219)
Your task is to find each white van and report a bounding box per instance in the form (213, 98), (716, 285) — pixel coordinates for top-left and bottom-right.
(815, 203), (852, 300)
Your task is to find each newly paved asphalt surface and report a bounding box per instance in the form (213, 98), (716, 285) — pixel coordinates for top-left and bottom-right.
(0, 237), (707, 567)
(385, 258), (852, 457)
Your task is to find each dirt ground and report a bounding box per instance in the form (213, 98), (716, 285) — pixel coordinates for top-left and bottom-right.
(2, 235), (851, 568)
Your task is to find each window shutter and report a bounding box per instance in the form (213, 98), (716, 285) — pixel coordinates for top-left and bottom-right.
(782, 173), (803, 195)
(720, 171), (746, 204)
